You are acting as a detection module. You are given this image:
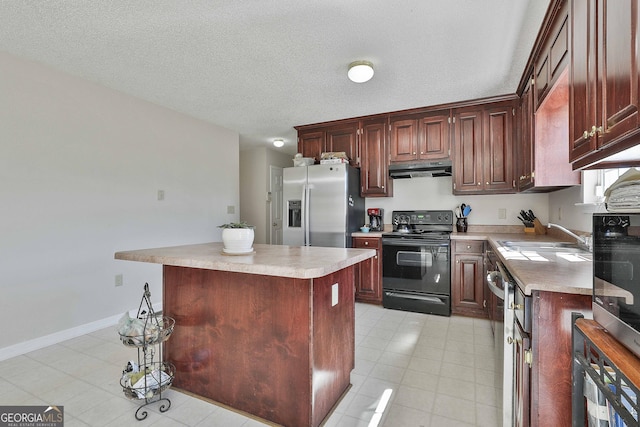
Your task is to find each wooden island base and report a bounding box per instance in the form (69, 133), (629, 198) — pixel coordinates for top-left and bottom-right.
(162, 264), (356, 427)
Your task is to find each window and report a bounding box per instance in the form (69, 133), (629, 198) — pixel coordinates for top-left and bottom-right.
(581, 168), (631, 205)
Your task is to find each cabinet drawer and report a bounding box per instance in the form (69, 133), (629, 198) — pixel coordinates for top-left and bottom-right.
(454, 240), (484, 254)
(353, 237), (381, 249)
(514, 286), (532, 333)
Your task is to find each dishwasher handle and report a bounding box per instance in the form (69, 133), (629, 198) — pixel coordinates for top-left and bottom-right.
(486, 270), (505, 300)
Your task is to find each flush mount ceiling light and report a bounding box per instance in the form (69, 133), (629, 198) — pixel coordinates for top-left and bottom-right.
(273, 138), (284, 148)
(348, 60), (374, 83)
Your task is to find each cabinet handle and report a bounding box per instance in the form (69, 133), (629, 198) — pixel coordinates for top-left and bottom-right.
(364, 241), (369, 246)
(477, 182), (481, 186)
(588, 125), (598, 138)
(507, 336), (513, 345)
(486, 181), (489, 185)
(413, 151), (416, 155)
(467, 245), (471, 249)
(456, 259), (460, 264)
(583, 130), (590, 140)
(420, 151), (424, 154)
(483, 299), (487, 308)
(509, 302), (524, 310)
(524, 349), (533, 367)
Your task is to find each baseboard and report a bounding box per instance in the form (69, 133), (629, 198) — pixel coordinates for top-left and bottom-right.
(0, 303), (162, 362)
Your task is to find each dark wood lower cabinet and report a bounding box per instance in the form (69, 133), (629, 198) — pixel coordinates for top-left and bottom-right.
(451, 240), (487, 317)
(518, 290), (591, 427)
(353, 237), (382, 304)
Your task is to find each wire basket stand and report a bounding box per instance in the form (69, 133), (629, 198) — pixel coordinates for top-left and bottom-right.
(118, 283), (175, 421)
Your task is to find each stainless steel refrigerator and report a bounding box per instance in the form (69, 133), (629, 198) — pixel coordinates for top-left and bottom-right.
(283, 163), (364, 248)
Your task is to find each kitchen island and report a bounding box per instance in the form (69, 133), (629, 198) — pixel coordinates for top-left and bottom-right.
(115, 242), (375, 427)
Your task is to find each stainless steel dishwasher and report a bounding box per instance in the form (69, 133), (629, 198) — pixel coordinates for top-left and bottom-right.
(486, 249), (515, 427)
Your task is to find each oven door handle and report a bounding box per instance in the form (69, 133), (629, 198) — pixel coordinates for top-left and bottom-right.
(382, 238), (449, 247)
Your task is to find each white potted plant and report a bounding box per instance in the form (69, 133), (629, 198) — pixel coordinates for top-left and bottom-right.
(218, 222), (255, 254)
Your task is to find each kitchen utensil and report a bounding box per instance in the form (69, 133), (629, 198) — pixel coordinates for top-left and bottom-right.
(455, 207), (462, 218)
(462, 205), (472, 217)
(528, 210), (536, 220)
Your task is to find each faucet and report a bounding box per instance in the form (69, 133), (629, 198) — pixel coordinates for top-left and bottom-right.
(547, 223), (591, 252)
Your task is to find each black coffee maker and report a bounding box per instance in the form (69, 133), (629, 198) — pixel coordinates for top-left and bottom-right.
(367, 208), (384, 231)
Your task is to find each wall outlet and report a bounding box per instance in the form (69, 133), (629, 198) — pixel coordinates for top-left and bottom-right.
(157, 190), (165, 201)
(331, 283), (339, 307)
(498, 208), (507, 219)
(115, 274), (123, 287)
(227, 205), (235, 214)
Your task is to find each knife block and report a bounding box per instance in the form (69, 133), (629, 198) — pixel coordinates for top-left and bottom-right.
(533, 218), (547, 235)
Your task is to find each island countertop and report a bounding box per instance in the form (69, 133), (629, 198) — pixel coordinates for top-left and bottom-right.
(115, 242), (375, 279)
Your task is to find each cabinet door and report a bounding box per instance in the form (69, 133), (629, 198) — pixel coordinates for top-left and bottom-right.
(518, 77), (535, 191)
(418, 111), (451, 160)
(361, 117), (392, 197)
(569, 0), (598, 161)
(596, 0), (639, 149)
(514, 320), (531, 427)
(483, 104), (515, 192)
(352, 237), (382, 304)
(452, 253), (485, 317)
(390, 117), (418, 162)
(451, 241), (486, 317)
(326, 122), (360, 166)
(453, 108), (483, 193)
(534, 5), (569, 109)
(297, 130), (325, 162)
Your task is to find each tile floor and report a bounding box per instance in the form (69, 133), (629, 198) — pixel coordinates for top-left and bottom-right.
(0, 303), (498, 426)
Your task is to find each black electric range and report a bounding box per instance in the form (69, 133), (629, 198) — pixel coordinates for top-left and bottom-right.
(381, 210), (454, 316)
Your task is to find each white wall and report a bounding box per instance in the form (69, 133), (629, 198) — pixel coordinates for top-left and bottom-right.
(239, 147), (291, 244)
(365, 177), (550, 226)
(0, 52), (239, 354)
(547, 185), (604, 233)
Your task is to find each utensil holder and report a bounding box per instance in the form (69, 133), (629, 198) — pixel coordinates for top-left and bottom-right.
(456, 217), (468, 233)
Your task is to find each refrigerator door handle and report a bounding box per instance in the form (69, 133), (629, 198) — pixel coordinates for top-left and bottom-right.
(302, 184), (311, 246)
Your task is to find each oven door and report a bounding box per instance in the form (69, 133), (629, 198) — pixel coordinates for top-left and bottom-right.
(382, 237), (451, 315)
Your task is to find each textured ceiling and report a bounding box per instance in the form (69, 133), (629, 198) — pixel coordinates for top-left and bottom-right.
(0, 0), (551, 154)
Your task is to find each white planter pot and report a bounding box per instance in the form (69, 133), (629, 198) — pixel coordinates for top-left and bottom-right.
(221, 228), (255, 253)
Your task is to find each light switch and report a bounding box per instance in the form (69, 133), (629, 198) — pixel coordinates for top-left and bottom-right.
(332, 283), (339, 306)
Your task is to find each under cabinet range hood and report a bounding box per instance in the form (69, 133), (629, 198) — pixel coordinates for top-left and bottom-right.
(388, 160), (452, 178)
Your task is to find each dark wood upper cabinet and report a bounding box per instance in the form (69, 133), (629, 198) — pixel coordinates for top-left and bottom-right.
(570, 0), (640, 168)
(483, 104), (515, 192)
(453, 100), (516, 194)
(518, 75), (535, 191)
(360, 116), (393, 197)
(518, 68), (581, 191)
(453, 107), (484, 194)
(297, 130), (324, 162)
(534, 2), (569, 109)
(390, 111), (450, 163)
(325, 121), (360, 167)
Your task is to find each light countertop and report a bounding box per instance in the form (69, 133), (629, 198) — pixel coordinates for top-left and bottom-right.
(351, 229), (593, 296)
(115, 242), (375, 279)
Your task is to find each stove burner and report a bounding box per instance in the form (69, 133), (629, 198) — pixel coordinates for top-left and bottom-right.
(396, 224), (411, 233)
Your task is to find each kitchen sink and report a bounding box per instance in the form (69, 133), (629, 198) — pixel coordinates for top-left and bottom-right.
(496, 240), (592, 262)
(498, 240), (581, 250)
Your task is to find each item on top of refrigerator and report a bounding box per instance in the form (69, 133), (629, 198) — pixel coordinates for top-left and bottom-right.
(320, 151), (349, 164)
(293, 153), (315, 167)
